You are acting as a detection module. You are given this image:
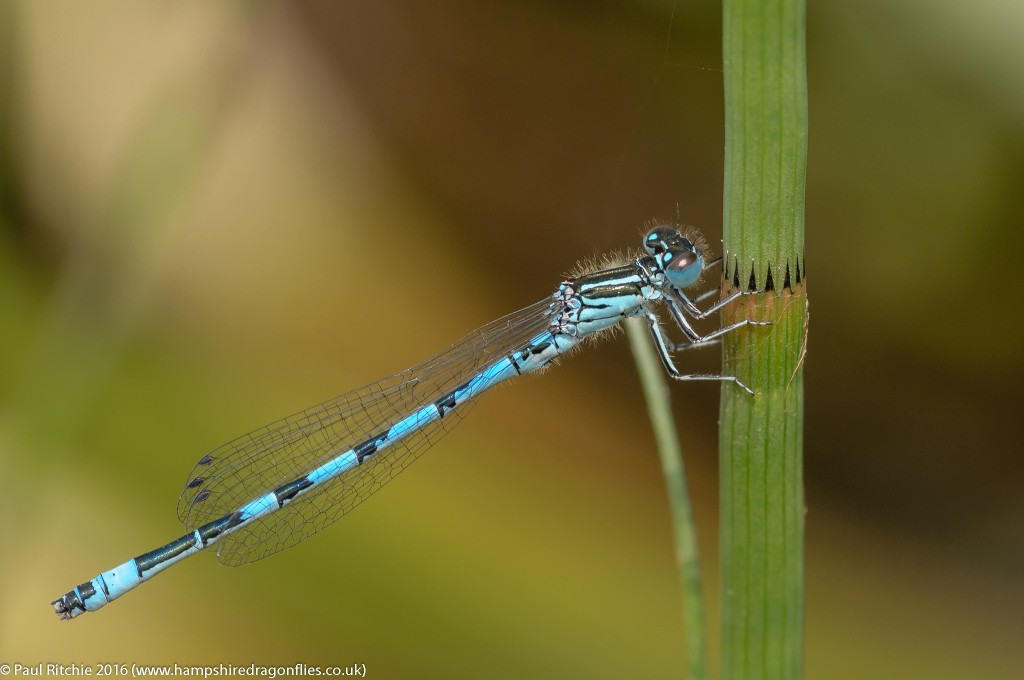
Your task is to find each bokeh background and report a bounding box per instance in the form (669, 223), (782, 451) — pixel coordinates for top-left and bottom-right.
(2, 1), (1022, 678)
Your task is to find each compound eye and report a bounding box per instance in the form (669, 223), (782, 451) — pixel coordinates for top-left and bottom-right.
(663, 246), (704, 289)
(667, 249), (698, 273)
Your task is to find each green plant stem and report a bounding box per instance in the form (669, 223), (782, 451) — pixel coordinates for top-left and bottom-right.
(720, 0), (808, 678)
(625, 317), (707, 680)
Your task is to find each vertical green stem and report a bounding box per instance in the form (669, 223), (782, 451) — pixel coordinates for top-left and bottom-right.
(720, 0), (808, 678)
(625, 318), (707, 680)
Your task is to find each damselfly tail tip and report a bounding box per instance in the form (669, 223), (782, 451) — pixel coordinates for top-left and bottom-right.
(52, 592), (79, 621)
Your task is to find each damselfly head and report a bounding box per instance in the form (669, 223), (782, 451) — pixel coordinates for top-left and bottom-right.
(643, 225), (705, 289)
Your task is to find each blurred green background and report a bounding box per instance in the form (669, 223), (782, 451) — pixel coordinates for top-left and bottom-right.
(2, 1), (1022, 678)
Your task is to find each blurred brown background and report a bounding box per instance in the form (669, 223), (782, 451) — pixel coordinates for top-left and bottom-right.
(1, 1), (1022, 678)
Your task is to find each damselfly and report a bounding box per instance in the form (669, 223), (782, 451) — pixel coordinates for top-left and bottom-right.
(53, 225), (767, 619)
